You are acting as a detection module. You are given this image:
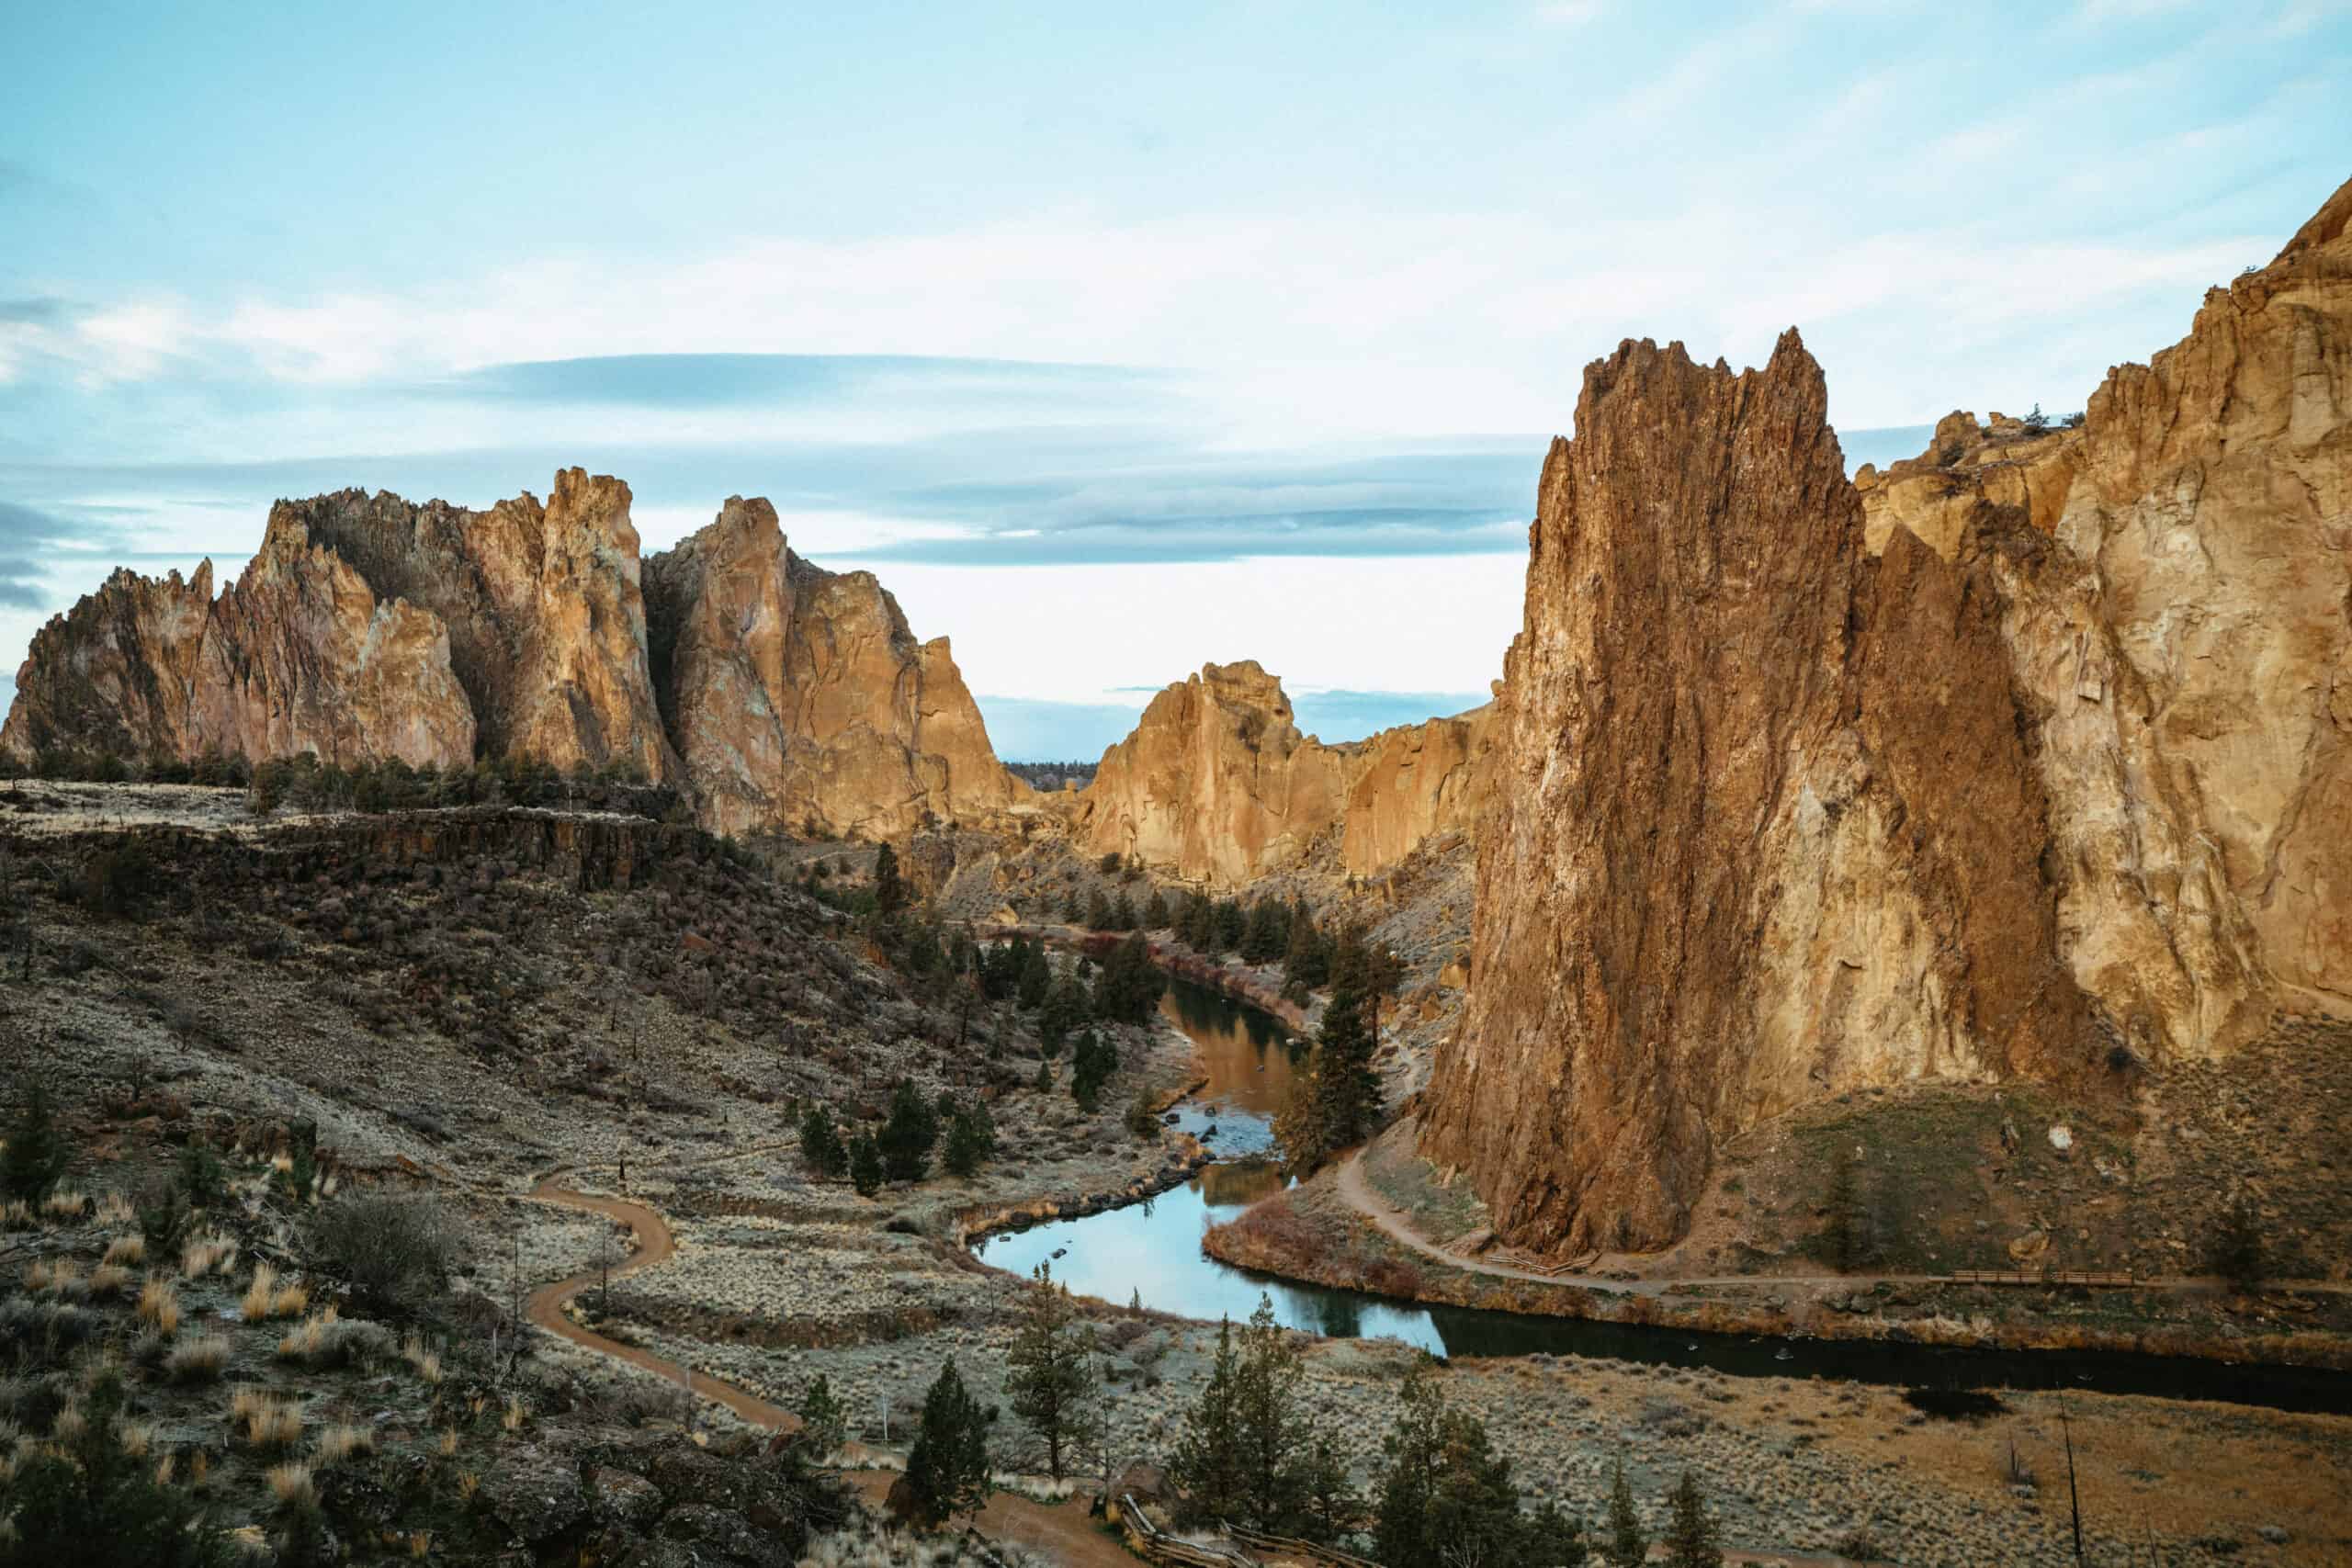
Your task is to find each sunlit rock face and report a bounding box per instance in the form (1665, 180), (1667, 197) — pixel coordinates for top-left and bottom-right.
(644, 498), (1026, 840)
(1423, 175), (2352, 1255)
(1069, 660), (1497, 890)
(4, 471), (1023, 838)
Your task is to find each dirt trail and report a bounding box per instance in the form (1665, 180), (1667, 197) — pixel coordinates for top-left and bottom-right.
(1329, 1154), (2290, 1298)
(526, 1177), (1135, 1567)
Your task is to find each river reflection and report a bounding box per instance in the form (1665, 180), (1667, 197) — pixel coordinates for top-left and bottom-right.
(971, 975), (2352, 1411)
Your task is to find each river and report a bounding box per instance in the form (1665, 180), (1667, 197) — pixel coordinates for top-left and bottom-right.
(971, 975), (2352, 1414)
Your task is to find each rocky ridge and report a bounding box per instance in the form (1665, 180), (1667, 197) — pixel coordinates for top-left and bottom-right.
(4, 471), (1023, 840)
(1423, 174), (2352, 1254)
(1066, 659), (1498, 889)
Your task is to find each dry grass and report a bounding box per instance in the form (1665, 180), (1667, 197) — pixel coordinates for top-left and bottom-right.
(501, 1396), (526, 1433)
(180, 1232), (237, 1280)
(116, 1419), (156, 1459)
(456, 1470), (480, 1503)
(165, 1335), (229, 1382)
(313, 1423), (373, 1465)
(406, 1530), (433, 1559)
(0, 1200), (33, 1230)
(96, 1191), (137, 1227)
(437, 1429), (458, 1458)
(138, 1278), (182, 1336)
(268, 1282), (310, 1318)
(231, 1391), (304, 1449)
(88, 1263), (134, 1299)
(51, 1404), (87, 1446)
(401, 1334), (443, 1385)
(239, 1263), (277, 1320)
(265, 1461), (315, 1509)
(25, 1258), (85, 1299)
(40, 1190), (89, 1222)
(102, 1234), (145, 1268)
(153, 1451), (175, 1486)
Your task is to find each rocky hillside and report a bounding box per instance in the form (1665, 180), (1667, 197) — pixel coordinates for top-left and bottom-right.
(2, 472), (1025, 841)
(1423, 173), (2352, 1256)
(1066, 659), (1497, 889)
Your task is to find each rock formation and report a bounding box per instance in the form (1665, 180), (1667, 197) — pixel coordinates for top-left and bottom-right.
(1424, 173), (2352, 1254)
(266, 468), (677, 782)
(1068, 660), (1495, 888)
(4, 471), (1022, 840)
(0, 540), (474, 772)
(643, 499), (1025, 839)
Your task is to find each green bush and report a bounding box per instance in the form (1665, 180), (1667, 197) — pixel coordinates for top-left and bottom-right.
(300, 1193), (458, 1317)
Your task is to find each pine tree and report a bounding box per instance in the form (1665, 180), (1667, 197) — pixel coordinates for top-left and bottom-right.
(880, 1080), (939, 1183)
(1234, 1294), (1308, 1532)
(849, 1132), (885, 1197)
(944, 1100), (995, 1177)
(1295, 1433), (1360, 1546)
(2, 1079), (69, 1200)
(1374, 1358), (1526, 1566)
(1143, 889), (1171, 930)
(1273, 973), (1380, 1174)
(797, 1373), (848, 1456)
(1111, 890), (1136, 931)
(1170, 1317), (1248, 1524)
(1282, 902), (1329, 992)
(1033, 1060), (1053, 1094)
(1039, 976), (1087, 1056)
(1060, 890), (1082, 924)
(1005, 1262), (1101, 1482)
(1017, 943), (1052, 1010)
(1070, 1030), (1115, 1113)
(1604, 1456), (1646, 1568)
(1662, 1472), (1723, 1568)
(1241, 897), (1285, 964)
(902, 1359), (992, 1527)
(873, 840), (907, 916)
(1085, 889), (1113, 931)
(1524, 1499), (1592, 1567)
(798, 1102), (846, 1179)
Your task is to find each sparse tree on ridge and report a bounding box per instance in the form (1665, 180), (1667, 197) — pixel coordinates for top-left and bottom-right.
(1005, 1261), (1101, 1482)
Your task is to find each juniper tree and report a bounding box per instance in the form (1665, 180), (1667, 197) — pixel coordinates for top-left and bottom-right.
(902, 1359), (992, 1527)
(1234, 1293), (1311, 1532)
(1005, 1261), (1101, 1482)
(872, 840), (907, 916)
(798, 1103), (846, 1179)
(1662, 1472), (1723, 1568)
(1273, 970), (1381, 1173)
(849, 1133), (885, 1197)
(1143, 888), (1171, 930)
(797, 1374), (848, 1457)
(943, 1100), (995, 1178)
(1374, 1358), (1527, 1566)
(1170, 1317), (1248, 1524)
(880, 1080), (939, 1183)
(1604, 1456), (1646, 1568)
(2, 1078), (70, 1200)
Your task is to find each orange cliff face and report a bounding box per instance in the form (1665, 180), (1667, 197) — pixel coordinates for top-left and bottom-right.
(2, 471), (1023, 840)
(1421, 173), (2352, 1257)
(1065, 659), (1498, 890)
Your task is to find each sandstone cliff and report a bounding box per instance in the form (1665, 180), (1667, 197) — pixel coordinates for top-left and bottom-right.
(266, 468), (677, 782)
(1068, 660), (1497, 888)
(0, 542), (474, 772)
(642, 500), (1025, 839)
(5, 472), (1021, 840)
(1425, 174), (2352, 1254)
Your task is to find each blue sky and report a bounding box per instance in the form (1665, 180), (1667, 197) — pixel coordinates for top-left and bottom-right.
(3, 2), (2345, 758)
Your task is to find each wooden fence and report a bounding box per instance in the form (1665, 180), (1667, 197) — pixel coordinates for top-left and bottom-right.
(1118, 1495), (1260, 1568)
(1225, 1520), (1385, 1567)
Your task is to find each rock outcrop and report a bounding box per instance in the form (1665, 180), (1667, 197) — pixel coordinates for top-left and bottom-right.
(1068, 660), (1495, 888)
(268, 468), (677, 782)
(0, 541), (474, 772)
(1425, 173), (2352, 1254)
(643, 500), (1025, 839)
(5, 471), (1022, 840)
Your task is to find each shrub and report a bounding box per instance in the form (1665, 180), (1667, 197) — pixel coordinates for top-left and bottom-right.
(2, 1081), (71, 1200)
(232, 1390), (304, 1449)
(164, 1333), (231, 1383)
(300, 1193), (457, 1317)
(2, 1372), (232, 1565)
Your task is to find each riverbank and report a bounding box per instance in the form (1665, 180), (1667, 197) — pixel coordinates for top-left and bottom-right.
(1200, 1136), (2352, 1377)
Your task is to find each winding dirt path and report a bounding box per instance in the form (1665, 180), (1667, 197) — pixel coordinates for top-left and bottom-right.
(525, 1177), (1136, 1567)
(1332, 1153), (2349, 1300)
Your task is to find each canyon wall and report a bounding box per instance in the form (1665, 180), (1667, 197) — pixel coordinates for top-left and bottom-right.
(1423, 174), (2352, 1254)
(4, 473), (1022, 840)
(1067, 660), (1496, 889)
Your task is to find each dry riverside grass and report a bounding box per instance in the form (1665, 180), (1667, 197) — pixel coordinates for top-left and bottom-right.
(265, 1461), (315, 1509)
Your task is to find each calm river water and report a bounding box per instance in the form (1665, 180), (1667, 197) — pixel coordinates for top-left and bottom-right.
(971, 975), (2352, 1414)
